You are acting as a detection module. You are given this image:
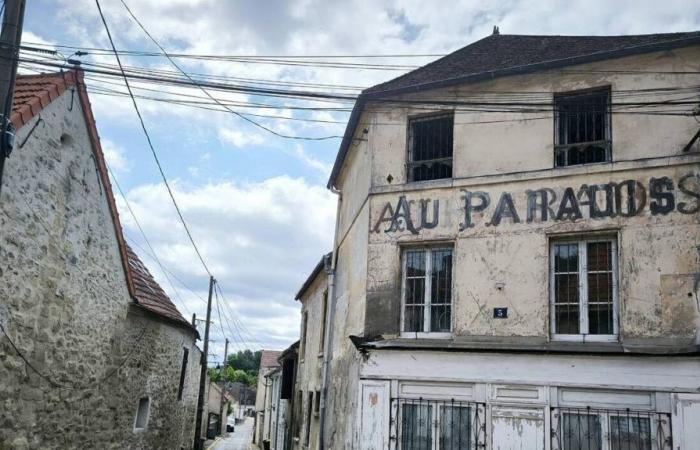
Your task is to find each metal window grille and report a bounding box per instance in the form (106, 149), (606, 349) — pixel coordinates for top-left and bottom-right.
(555, 89), (611, 167)
(551, 407), (672, 450)
(551, 238), (618, 339)
(408, 114), (454, 182)
(390, 398), (486, 450)
(403, 248), (453, 334)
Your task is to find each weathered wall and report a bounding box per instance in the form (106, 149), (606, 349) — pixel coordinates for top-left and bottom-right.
(326, 201), (369, 449)
(110, 306), (200, 450)
(297, 272), (327, 450)
(367, 163), (700, 342)
(369, 46), (700, 186)
(0, 90), (133, 450)
(326, 44), (700, 448)
(0, 89), (201, 450)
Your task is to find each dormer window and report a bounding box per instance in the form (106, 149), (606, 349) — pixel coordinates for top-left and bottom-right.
(555, 88), (611, 167)
(408, 114), (454, 182)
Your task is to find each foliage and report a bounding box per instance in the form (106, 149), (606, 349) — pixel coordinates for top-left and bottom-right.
(226, 350), (262, 375)
(207, 349), (262, 386)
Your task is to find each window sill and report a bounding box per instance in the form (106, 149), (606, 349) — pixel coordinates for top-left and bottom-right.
(552, 334), (619, 343)
(400, 332), (452, 339)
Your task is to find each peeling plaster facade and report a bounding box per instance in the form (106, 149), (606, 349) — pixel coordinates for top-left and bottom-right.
(324, 44), (700, 449)
(0, 81), (200, 449)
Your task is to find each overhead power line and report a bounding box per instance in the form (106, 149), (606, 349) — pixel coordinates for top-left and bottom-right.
(95, 0), (212, 277)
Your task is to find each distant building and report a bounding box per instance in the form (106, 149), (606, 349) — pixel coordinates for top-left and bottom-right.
(254, 349), (281, 446)
(263, 341), (299, 450)
(293, 254), (331, 450)
(0, 70), (201, 449)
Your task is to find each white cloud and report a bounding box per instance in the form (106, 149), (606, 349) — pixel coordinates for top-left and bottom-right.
(119, 175), (337, 349)
(102, 139), (129, 174)
(218, 127), (266, 148)
(289, 144), (332, 177)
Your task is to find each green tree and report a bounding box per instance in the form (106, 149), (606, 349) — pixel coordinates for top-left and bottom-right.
(226, 350), (262, 375)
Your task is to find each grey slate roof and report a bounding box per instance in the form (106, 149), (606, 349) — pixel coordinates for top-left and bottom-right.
(327, 31), (700, 189)
(365, 31), (700, 95)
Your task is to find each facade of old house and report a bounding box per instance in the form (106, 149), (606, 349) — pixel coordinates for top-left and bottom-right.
(294, 254), (331, 450)
(321, 32), (700, 449)
(0, 70), (201, 449)
(255, 349), (282, 446)
(265, 342), (299, 450)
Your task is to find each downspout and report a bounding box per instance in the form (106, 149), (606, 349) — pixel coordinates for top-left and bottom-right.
(319, 186), (342, 450)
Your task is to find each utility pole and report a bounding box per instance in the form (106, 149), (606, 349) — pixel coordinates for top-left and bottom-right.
(0, 0), (26, 198)
(218, 337), (229, 435)
(194, 276), (215, 450)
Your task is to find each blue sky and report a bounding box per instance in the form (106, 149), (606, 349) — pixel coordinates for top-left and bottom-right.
(22, 0), (700, 360)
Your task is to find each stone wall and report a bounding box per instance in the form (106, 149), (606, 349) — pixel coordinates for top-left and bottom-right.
(0, 87), (201, 449)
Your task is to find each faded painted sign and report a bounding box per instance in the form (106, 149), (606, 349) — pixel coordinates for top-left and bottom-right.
(372, 173), (700, 234)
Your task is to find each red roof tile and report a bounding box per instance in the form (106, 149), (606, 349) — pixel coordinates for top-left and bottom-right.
(125, 244), (191, 327)
(260, 350), (281, 369)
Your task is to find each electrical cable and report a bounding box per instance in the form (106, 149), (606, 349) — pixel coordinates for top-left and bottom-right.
(95, 0), (212, 277)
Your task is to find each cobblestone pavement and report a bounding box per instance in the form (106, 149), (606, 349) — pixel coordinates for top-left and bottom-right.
(212, 417), (254, 450)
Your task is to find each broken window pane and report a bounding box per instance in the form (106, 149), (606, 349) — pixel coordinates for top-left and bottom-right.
(555, 89), (611, 167)
(408, 115), (454, 182)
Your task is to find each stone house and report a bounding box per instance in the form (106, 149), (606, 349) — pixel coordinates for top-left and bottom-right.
(293, 254), (331, 450)
(202, 378), (232, 439)
(0, 70), (201, 449)
(254, 349), (281, 446)
(264, 341), (299, 450)
(320, 31), (700, 449)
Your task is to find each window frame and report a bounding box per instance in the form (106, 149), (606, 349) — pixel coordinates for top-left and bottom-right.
(396, 399), (481, 450)
(553, 86), (612, 168)
(553, 408), (666, 450)
(133, 396), (151, 432)
(400, 245), (454, 339)
(299, 310), (308, 362)
(549, 236), (619, 342)
(406, 112), (455, 183)
(177, 347), (189, 401)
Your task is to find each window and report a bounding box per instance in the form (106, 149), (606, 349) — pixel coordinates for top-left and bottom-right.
(133, 397), (150, 431)
(555, 88), (611, 167)
(177, 347), (189, 400)
(397, 399), (480, 450)
(300, 311), (308, 361)
(550, 237), (618, 341)
(408, 114), (453, 182)
(402, 247), (453, 336)
(318, 290), (328, 356)
(554, 408), (668, 450)
(314, 390), (321, 417)
(304, 391), (313, 446)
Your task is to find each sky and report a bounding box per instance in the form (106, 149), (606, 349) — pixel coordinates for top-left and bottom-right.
(21, 0), (700, 361)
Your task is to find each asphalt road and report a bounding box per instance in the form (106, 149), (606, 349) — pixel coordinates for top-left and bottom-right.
(212, 417), (254, 450)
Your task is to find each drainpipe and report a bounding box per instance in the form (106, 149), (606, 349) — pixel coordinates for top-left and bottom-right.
(319, 186), (342, 450)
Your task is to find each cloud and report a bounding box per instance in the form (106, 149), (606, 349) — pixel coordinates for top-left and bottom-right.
(218, 127), (266, 148)
(118, 175), (337, 350)
(288, 144), (332, 177)
(102, 139), (129, 174)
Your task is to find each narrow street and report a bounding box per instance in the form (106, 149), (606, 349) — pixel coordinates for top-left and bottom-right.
(211, 417), (253, 450)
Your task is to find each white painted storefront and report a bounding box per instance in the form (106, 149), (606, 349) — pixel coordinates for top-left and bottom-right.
(357, 351), (700, 449)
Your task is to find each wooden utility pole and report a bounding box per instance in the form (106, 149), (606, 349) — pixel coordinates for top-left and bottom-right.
(0, 0), (26, 198)
(218, 338), (229, 435)
(194, 276), (215, 450)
